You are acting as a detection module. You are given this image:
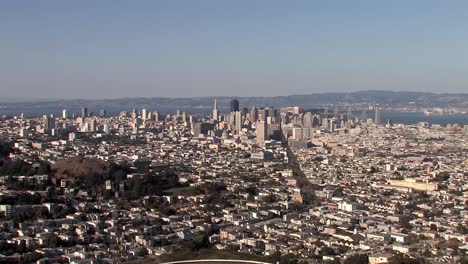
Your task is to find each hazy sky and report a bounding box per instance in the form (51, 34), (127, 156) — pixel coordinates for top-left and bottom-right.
(1, 1), (467, 99)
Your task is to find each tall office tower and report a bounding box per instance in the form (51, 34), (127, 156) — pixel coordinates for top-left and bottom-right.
(322, 118), (329, 130)
(99, 109), (107, 117)
(176, 109), (181, 117)
(235, 111), (242, 135)
(153, 111), (159, 121)
(250, 106), (259, 122)
(302, 127), (314, 139)
(19, 128), (28, 138)
(44, 116), (56, 132)
(266, 116), (273, 125)
(374, 104), (381, 125)
(268, 123), (282, 141)
(141, 109), (148, 120)
(62, 109), (70, 119)
(132, 123), (138, 134)
(258, 108), (268, 122)
(267, 107), (276, 123)
(347, 108), (352, 121)
(281, 114), (290, 125)
(212, 99), (219, 121)
(303, 112), (313, 127)
(292, 127), (303, 140)
(82, 107), (88, 118)
(229, 112), (236, 126)
(131, 108), (138, 119)
(312, 115), (320, 127)
(193, 122), (215, 137)
(256, 120), (267, 146)
(103, 124), (111, 134)
(329, 119), (336, 132)
(186, 115), (193, 128)
(76, 117), (84, 127)
(89, 119), (97, 132)
(230, 99), (239, 113)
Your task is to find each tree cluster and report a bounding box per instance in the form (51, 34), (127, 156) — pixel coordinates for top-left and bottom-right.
(0, 160), (51, 176)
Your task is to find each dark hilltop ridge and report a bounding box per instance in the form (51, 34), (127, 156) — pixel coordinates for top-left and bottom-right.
(0, 90), (466, 116)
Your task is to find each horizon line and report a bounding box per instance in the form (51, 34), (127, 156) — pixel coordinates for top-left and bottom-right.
(2, 90), (467, 104)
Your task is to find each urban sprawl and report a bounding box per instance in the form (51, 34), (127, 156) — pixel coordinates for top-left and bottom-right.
(0, 99), (467, 264)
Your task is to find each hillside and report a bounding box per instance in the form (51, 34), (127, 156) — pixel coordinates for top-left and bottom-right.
(52, 157), (109, 183)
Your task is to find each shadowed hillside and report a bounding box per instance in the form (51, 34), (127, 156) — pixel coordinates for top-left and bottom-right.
(52, 157), (109, 181)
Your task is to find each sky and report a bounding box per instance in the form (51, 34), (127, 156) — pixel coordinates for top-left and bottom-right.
(1, 0), (467, 99)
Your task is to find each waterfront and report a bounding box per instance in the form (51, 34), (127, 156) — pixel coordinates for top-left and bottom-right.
(381, 111), (468, 126)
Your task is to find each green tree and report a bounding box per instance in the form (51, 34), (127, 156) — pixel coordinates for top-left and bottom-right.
(344, 254), (369, 264)
(279, 254), (298, 264)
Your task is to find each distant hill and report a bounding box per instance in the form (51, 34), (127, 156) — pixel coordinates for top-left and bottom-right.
(1, 90), (466, 116)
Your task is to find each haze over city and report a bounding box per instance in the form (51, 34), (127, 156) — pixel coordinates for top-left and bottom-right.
(1, 0), (468, 99)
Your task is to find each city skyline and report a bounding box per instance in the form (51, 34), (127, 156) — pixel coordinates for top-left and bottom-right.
(2, 1), (468, 99)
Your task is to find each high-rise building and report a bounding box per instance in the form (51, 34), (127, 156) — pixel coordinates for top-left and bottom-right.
(99, 109), (107, 117)
(256, 120), (267, 146)
(322, 118), (329, 130)
(268, 123), (282, 141)
(258, 108), (268, 122)
(267, 107), (276, 122)
(103, 124), (111, 134)
(303, 112), (313, 127)
(193, 122), (215, 137)
(230, 99), (239, 113)
(19, 128), (28, 138)
(235, 111), (242, 135)
(312, 115), (320, 127)
(44, 116), (56, 132)
(89, 119), (97, 132)
(292, 127), (302, 140)
(212, 99), (219, 121)
(62, 109), (70, 119)
(250, 106), (259, 122)
(329, 119), (336, 132)
(228, 112), (236, 126)
(302, 127), (314, 139)
(81, 107), (88, 118)
(375, 104), (381, 125)
(141, 109), (148, 120)
(280, 106), (300, 115)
